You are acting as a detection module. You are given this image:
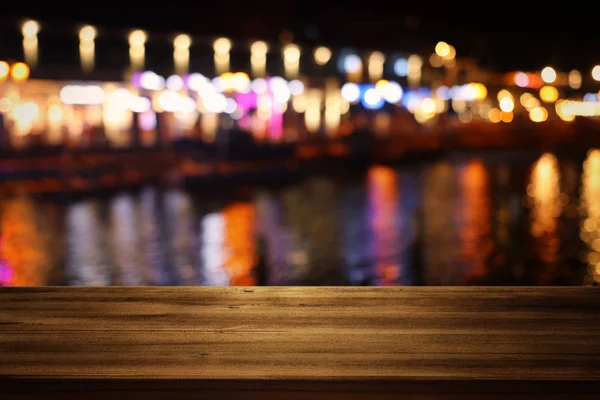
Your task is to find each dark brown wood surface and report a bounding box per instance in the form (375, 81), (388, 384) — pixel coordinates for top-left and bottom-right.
(1, 287), (599, 399)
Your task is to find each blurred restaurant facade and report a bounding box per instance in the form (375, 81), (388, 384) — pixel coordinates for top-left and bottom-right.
(1, 19), (600, 151)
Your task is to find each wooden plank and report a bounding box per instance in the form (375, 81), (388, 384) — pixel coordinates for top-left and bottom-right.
(1, 287), (599, 398)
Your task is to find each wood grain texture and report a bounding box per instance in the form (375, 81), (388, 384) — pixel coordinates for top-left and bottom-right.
(1, 287), (599, 398)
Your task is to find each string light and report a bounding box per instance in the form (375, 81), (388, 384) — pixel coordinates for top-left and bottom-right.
(213, 37), (231, 74)
(283, 44), (301, 78)
(128, 29), (147, 70)
(173, 34), (191, 75)
(21, 20), (39, 67)
(79, 25), (97, 72)
(250, 41), (268, 77)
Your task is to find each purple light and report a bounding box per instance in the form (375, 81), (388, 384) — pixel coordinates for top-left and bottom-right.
(235, 92), (257, 112)
(131, 72), (143, 88)
(0, 260), (12, 285)
(269, 111), (283, 141)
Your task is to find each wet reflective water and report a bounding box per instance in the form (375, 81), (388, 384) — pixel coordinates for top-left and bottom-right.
(2, 150), (600, 286)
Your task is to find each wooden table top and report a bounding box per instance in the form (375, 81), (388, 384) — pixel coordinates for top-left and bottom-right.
(1, 287), (599, 399)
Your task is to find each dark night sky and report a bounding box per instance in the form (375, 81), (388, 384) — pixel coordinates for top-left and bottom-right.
(3, 3), (599, 72)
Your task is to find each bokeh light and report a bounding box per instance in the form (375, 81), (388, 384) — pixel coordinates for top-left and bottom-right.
(10, 62), (30, 83)
(529, 106), (548, 122)
(539, 86), (559, 103)
(541, 66), (556, 83)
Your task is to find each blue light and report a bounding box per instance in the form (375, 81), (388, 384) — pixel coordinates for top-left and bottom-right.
(416, 87), (432, 98)
(361, 87), (385, 110)
(337, 49), (361, 74)
(436, 85), (449, 100)
(394, 58), (408, 77)
(402, 91), (420, 111)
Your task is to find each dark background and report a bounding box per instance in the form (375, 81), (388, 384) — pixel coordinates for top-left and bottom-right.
(2, 2), (598, 72)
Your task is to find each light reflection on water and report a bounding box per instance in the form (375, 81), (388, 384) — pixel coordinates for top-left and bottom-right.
(1, 152), (599, 286)
(581, 150), (600, 284)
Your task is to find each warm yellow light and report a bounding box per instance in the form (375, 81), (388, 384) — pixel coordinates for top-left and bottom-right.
(407, 55), (422, 86)
(79, 25), (97, 41)
(499, 97), (514, 112)
(488, 108), (501, 123)
(0, 61), (9, 81)
(283, 44), (301, 62)
(569, 70), (582, 89)
(470, 83), (488, 100)
(555, 100), (600, 117)
(21, 20), (39, 37)
(251, 41), (268, 55)
(250, 41), (268, 77)
(541, 66), (557, 83)
(231, 72), (250, 92)
(539, 86), (559, 103)
(48, 104), (63, 122)
(129, 30), (147, 46)
(520, 93), (533, 106)
(497, 89), (512, 101)
(213, 37), (231, 53)
(446, 45), (456, 59)
(559, 112), (575, 122)
(458, 110), (472, 123)
(443, 57), (456, 68)
(174, 34), (191, 49)
(369, 51), (385, 64)
(0, 97), (11, 113)
(529, 106), (548, 122)
(501, 111), (513, 123)
(368, 51), (385, 81)
(213, 38), (231, 74)
(421, 98), (436, 114)
(593, 66), (600, 81)
(314, 46), (331, 65)
(520, 93), (540, 110)
(375, 79), (389, 92)
(435, 41), (450, 58)
(79, 26), (96, 72)
(10, 62), (30, 83)
(283, 44), (301, 78)
(555, 100), (575, 121)
(429, 53), (443, 68)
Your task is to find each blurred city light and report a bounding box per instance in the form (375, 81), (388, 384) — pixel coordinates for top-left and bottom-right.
(250, 41), (268, 77)
(569, 70), (582, 89)
(539, 86), (559, 103)
(541, 67), (557, 83)
(499, 97), (514, 112)
(314, 46), (331, 65)
(341, 82), (360, 103)
(592, 65), (600, 81)
(515, 72), (529, 87)
(0, 61), (9, 82)
(173, 34), (191, 74)
(435, 41), (450, 57)
(79, 25), (97, 72)
(529, 106), (548, 122)
(128, 30), (147, 70)
(10, 62), (30, 83)
(283, 44), (301, 78)
(213, 37), (231, 74)
(21, 20), (39, 67)
(394, 58), (408, 77)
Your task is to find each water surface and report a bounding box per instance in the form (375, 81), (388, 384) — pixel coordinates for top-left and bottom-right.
(1, 150), (598, 286)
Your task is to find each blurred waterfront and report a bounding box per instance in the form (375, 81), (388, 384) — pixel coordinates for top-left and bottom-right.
(2, 149), (599, 286)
